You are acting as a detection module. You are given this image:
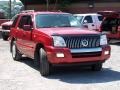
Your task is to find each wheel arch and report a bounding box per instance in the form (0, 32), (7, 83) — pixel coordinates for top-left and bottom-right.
(34, 43), (45, 59)
(33, 43), (45, 66)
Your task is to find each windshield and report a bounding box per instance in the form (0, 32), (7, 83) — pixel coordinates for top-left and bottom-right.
(75, 16), (83, 23)
(35, 14), (81, 28)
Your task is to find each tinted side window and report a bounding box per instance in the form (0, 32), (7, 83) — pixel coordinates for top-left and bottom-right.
(84, 16), (93, 23)
(98, 16), (103, 21)
(11, 15), (19, 28)
(102, 18), (119, 26)
(18, 15), (32, 29)
(118, 19), (120, 25)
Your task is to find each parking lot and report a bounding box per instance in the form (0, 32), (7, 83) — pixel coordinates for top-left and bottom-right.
(0, 32), (120, 90)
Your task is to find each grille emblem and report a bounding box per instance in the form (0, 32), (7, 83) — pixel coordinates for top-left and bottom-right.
(81, 39), (88, 47)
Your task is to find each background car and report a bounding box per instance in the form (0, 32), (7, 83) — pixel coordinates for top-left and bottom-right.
(1, 15), (16, 40)
(98, 11), (120, 43)
(74, 13), (103, 31)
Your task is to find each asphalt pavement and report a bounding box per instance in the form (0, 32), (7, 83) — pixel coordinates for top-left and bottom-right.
(0, 32), (120, 90)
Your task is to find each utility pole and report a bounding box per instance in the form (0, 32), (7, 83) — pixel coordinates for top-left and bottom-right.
(9, 0), (12, 18)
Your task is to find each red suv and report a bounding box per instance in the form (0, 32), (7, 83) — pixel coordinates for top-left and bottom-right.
(9, 11), (110, 76)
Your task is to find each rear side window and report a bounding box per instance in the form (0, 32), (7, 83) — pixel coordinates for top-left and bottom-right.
(11, 15), (19, 28)
(101, 18), (120, 32)
(98, 16), (103, 21)
(84, 16), (93, 23)
(102, 18), (119, 25)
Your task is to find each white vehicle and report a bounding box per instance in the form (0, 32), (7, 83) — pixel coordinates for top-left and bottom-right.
(74, 13), (103, 31)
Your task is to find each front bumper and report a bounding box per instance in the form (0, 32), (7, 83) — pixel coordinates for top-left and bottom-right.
(45, 46), (111, 64)
(1, 29), (10, 35)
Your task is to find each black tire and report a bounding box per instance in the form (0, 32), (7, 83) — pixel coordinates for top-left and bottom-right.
(91, 63), (102, 71)
(12, 41), (22, 61)
(1, 32), (9, 41)
(34, 50), (40, 67)
(39, 48), (51, 76)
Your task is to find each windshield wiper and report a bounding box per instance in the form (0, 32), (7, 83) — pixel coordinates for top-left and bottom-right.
(59, 25), (72, 27)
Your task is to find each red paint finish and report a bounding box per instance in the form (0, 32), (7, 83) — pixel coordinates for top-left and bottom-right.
(45, 46), (110, 64)
(0, 19), (10, 26)
(10, 11), (110, 65)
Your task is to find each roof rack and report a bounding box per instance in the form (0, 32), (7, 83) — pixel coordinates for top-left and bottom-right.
(21, 10), (35, 13)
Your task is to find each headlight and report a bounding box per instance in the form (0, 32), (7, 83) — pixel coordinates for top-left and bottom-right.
(52, 36), (66, 47)
(100, 35), (108, 45)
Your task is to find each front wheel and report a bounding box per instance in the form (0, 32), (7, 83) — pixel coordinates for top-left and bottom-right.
(91, 63), (102, 71)
(12, 41), (22, 61)
(1, 32), (9, 41)
(39, 48), (51, 76)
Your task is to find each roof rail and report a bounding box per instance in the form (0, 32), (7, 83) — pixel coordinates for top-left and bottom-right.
(21, 10), (35, 13)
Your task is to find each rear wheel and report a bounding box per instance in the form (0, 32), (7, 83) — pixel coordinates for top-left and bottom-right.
(91, 63), (102, 71)
(39, 48), (51, 76)
(1, 32), (9, 41)
(12, 41), (22, 61)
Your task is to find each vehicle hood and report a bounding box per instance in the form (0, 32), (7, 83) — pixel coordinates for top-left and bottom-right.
(1, 21), (13, 26)
(38, 27), (100, 36)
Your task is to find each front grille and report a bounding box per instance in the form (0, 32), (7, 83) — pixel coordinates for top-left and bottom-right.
(72, 51), (102, 58)
(2, 26), (10, 30)
(62, 35), (100, 49)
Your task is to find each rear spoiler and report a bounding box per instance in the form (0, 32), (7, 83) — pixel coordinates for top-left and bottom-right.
(97, 11), (120, 17)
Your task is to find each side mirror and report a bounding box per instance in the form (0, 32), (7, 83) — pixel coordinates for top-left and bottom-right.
(83, 20), (88, 24)
(23, 25), (32, 31)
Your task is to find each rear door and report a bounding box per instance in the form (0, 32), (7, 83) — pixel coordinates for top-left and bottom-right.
(98, 11), (120, 39)
(108, 18), (120, 39)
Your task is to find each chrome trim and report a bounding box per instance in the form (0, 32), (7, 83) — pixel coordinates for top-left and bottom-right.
(70, 47), (102, 53)
(1, 30), (10, 32)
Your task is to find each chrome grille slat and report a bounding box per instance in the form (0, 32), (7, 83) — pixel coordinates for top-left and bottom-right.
(63, 35), (100, 49)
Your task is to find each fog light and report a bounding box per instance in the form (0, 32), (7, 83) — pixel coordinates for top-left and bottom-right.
(104, 51), (109, 55)
(56, 53), (64, 58)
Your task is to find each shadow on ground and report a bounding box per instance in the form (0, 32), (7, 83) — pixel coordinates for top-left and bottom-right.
(20, 57), (120, 84)
(110, 42), (120, 46)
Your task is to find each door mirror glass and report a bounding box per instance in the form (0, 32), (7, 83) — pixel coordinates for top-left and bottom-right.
(23, 25), (31, 31)
(83, 20), (88, 24)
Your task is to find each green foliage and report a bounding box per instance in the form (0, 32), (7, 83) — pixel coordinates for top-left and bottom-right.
(0, 1), (23, 19)
(0, 4), (10, 18)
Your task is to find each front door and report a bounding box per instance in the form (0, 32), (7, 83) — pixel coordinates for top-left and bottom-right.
(16, 15), (35, 58)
